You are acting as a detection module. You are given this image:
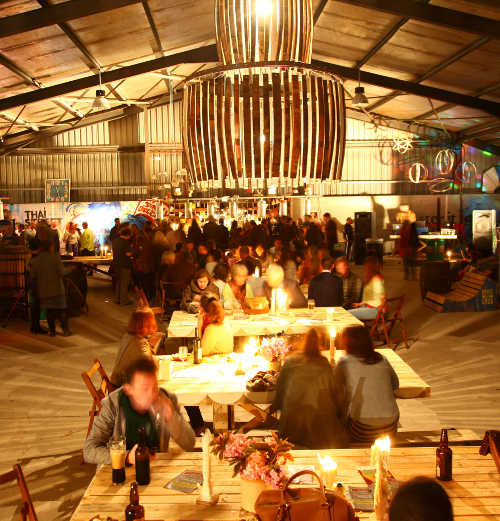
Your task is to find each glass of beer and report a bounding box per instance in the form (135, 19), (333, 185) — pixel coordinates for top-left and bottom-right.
(110, 437), (126, 485)
(178, 346), (188, 361)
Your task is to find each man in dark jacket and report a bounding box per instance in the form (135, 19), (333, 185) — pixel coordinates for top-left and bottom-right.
(305, 221), (324, 247)
(308, 257), (343, 307)
(203, 215), (219, 244)
(215, 217), (230, 251)
(323, 213), (338, 254)
(113, 227), (133, 305)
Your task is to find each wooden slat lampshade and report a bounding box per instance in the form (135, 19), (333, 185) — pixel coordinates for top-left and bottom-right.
(183, 0), (346, 189)
(215, 0), (313, 65)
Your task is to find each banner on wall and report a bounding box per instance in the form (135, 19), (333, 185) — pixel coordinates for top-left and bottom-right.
(9, 203), (64, 223)
(134, 200), (158, 222)
(45, 179), (71, 202)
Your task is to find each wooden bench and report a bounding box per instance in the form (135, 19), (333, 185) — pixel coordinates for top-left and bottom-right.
(424, 270), (497, 312)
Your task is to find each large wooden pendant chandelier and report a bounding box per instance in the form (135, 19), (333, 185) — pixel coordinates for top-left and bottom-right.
(183, 0), (346, 190)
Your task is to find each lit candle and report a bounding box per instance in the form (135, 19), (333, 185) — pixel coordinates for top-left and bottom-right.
(446, 250), (452, 259)
(317, 453), (338, 489)
(276, 289), (288, 313)
(99, 246), (103, 257)
(255, 267), (260, 278)
(271, 289), (277, 314)
(104, 245), (109, 257)
(370, 435), (391, 468)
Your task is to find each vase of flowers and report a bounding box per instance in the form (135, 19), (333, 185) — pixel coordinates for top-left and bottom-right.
(259, 336), (291, 371)
(211, 432), (293, 513)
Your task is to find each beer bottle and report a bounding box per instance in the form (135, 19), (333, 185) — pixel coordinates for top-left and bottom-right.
(135, 427), (151, 486)
(193, 326), (202, 364)
(436, 428), (452, 481)
(125, 481), (145, 521)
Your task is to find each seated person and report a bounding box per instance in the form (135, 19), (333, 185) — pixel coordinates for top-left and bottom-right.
(222, 262), (254, 310)
(389, 477), (453, 521)
(243, 257), (266, 297)
(200, 300), (234, 356)
(335, 325), (399, 442)
(308, 257), (343, 307)
(347, 256), (385, 320)
(264, 263), (307, 309)
(159, 250), (194, 299)
(212, 262), (229, 300)
(111, 307), (160, 388)
(270, 328), (348, 449)
(254, 244), (273, 273)
(180, 269), (219, 314)
(83, 358), (195, 465)
(333, 256), (363, 310)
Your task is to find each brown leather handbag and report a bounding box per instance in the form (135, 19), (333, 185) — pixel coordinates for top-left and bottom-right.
(254, 470), (357, 521)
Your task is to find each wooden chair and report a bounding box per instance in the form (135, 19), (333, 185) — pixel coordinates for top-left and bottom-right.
(0, 464), (38, 521)
(159, 280), (184, 319)
(81, 359), (114, 462)
(369, 295), (409, 350)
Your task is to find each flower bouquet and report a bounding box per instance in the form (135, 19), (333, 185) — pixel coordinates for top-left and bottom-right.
(259, 336), (291, 366)
(211, 432), (294, 512)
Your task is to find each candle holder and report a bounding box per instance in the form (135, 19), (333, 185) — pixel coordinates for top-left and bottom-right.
(197, 430), (219, 506)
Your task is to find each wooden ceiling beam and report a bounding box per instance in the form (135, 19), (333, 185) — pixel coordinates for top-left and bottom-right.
(311, 58), (500, 117)
(457, 120), (500, 139)
(0, 45), (219, 112)
(333, 0), (500, 39)
(141, 1), (163, 55)
(0, 0), (142, 39)
(414, 80), (500, 121)
(313, 0), (329, 24)
(366, 35), (491, 112)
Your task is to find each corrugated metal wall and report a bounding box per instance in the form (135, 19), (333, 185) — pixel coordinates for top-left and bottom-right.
(1, 102), (493, 203)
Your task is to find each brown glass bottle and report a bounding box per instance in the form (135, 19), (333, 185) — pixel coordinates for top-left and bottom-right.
(135, 426), (151, 486)
(125, 481), (145, 521)
(436, 428), (452, 481)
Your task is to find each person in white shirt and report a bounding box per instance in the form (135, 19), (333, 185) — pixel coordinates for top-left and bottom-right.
(200, 300), (234, 356)
(348, 256), (385, 320)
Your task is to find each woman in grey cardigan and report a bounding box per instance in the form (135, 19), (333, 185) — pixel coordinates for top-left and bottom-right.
(335, 325), (399, 442)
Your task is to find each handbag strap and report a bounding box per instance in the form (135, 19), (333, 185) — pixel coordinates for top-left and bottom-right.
(280, 470), (327, 506)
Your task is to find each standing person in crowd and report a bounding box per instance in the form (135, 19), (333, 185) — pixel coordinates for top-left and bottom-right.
(84, 358), (195, 465)
(27, 232), (46, 334)
(229, 220), (241, 248)
(50, 221), (60, 253)
(196, 243), (210, 269)
(343, 217), (354, 261)
(113, 227), (133, 306)
(200, 299), (234, 356)
(203, 215), (219, 244)
(305, 219), (324, 248)
(215, 217), (230, 251)
(270, 328), (347, 449)
(109, 217), (121, 243)
(222, 262), (253, 310)
(308, 257), (343, 307)
(181, 269), (219, 314)
(63, 222), (80, 255)
(110, 307), (159, 388)
(298, 246), (321, 285)
(24, 220), (37, 244)
(264, 263), (307, 309)
(348, 256), (385, 320)
(30, 239), (72, 336)
(133, 223), (155, 303)
(187, 218), (204, 247)
(79, 222), (95, 256)
(335, 325), (399, 442)
(323, 213), (338, 255)
(333, 256), (363, 309)
(399, 220), (419, 280)
(389, 477), (453, 521)
(166, 219), (185, 252)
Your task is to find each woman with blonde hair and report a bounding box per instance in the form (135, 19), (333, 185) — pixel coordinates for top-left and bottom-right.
(110, 307), (158, 388)
(200, 300), (234, 356)
(270, 328), (347, 449)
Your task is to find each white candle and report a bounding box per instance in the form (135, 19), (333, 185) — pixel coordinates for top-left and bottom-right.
(329, 328), (336, 362)
(200, 429), (214, 501)
(255, 267), (260, 278)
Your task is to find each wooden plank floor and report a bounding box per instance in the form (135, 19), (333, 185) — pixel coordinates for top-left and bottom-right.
(0, 258), (498, 520)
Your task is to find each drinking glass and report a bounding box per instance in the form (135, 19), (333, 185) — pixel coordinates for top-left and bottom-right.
(178, 346), (188, 361)
(307, 299), (315, 310)
(110, 437), (126, 485)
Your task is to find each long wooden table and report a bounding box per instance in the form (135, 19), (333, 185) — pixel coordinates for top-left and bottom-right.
(159, 349), (430, 430)
(71, 446), (500, 521)
(167, 307), (363, 338)
(62, 254), (113, 277)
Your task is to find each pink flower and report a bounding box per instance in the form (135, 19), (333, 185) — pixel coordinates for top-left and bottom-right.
(223, 433), (252, 459)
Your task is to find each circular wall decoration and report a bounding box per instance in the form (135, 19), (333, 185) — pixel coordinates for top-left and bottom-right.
(392, 137), (413, 154)
(459, 160), (477, 184)
(429, 177), (452, 193)
(434, 149), (456, 175)
(408, 162), (428, 183)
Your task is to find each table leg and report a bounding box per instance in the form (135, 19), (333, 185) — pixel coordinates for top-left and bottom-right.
(238, 400), (278, 433)
(212, 404), (235, 431)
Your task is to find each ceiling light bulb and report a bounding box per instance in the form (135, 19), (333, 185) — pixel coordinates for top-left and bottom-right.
(92, 89), (110, 110)
(260, 134), (266, 143)
(256, 0), (272, 17)
(351, 86), (369, 108)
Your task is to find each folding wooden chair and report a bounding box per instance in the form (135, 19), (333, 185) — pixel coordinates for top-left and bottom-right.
(369, 295), (409, 350)
(81, 359), (114, 462)
(0, 464), (38, 521)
